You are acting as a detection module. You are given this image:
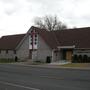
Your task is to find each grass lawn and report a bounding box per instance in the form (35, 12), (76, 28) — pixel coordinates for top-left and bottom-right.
(0, 59), (15, 63)
(60, 63), (90, 68)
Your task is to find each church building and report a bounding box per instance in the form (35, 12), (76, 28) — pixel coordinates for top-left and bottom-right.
(0, 26), (90, 63)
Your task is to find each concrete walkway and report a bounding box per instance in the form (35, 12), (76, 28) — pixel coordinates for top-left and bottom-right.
(9, 61), (90, 70)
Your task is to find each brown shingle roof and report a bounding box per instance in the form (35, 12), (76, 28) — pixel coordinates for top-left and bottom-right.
(0, 26), (90, 50)
(30, 26), (59, 49)
(0, 34), (25, 50)
(53, 27), (90, 48)
(32, 26), (90, 49)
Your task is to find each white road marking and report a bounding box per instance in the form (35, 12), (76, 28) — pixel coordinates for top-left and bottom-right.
(0, 81), (40, 90)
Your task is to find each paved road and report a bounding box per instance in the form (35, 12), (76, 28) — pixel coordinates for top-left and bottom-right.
(0, 64), (90, 90)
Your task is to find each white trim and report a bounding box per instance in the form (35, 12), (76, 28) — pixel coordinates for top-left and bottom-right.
(57, 45), (75, 49)
(74, 48), (90, 50)
(15, 27), (32, 50)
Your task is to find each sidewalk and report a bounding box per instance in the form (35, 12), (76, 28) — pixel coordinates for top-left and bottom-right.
(10, 62), (90, 70)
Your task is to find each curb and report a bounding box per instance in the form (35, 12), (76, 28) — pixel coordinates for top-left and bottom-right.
(8, 63), (90, 70)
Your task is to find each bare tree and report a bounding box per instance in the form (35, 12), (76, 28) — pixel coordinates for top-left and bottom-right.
(34, 15), (67, 31)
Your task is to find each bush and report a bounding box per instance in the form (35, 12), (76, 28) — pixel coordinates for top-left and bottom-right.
(88, 57), (90, 63)
(72, 55), (78, 63)
(72, 54), (90, 63)
(78, 55), (83, 63)
(83, 55), (88, 63)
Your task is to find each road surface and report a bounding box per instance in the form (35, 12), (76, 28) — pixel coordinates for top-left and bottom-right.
(0, 64), (90, 90)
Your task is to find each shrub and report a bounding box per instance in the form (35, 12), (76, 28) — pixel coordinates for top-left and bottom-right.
(72, 54), (78, 63)
(78, 55), (83, 63)
(88, 57), (90, 63)
(83, 55), (88, 63)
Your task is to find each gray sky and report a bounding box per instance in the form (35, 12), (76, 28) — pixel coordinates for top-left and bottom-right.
(0, 0), (90, 37)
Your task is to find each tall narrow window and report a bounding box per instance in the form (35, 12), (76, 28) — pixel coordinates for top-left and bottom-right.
(6, 50), (8, 54)
(14, 50), (16, 54)
(35, 34), (37, 37)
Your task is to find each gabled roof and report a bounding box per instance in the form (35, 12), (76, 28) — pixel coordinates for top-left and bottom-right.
(30, 26), (59, 49)
(0, 26), (90, 50)
(32, 26), (90, 49)
(0, 34), (25, 50)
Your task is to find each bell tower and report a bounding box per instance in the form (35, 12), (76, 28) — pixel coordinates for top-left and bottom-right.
(29, 29), (38, 59)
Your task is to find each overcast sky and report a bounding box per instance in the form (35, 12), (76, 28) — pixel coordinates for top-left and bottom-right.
(0, 0), (90, 37)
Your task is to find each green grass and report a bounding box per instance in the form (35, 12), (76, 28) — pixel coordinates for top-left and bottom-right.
(61, 63), (90, 67)
(0, 58), (15, 63)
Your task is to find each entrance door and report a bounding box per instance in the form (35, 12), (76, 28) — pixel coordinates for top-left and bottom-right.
(66, 51), (72, 61)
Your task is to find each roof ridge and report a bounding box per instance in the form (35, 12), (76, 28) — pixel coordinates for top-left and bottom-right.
(2, 33), (25, 37)
(49, 27), (90, 32)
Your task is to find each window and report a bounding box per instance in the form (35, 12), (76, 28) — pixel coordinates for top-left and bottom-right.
(31, 42), (32, 45)
(35, 38), (37, 41)
(31, 35), (32, 38)
(14, 50), (16, 54)
(56, 52), (57, 56)
(6, 50), (8, 54)
(35, 34), (37, 37)
(35, 42), (37, 45)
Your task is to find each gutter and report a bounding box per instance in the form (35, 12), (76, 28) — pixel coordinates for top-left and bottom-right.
(57, 45), (75, 49)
